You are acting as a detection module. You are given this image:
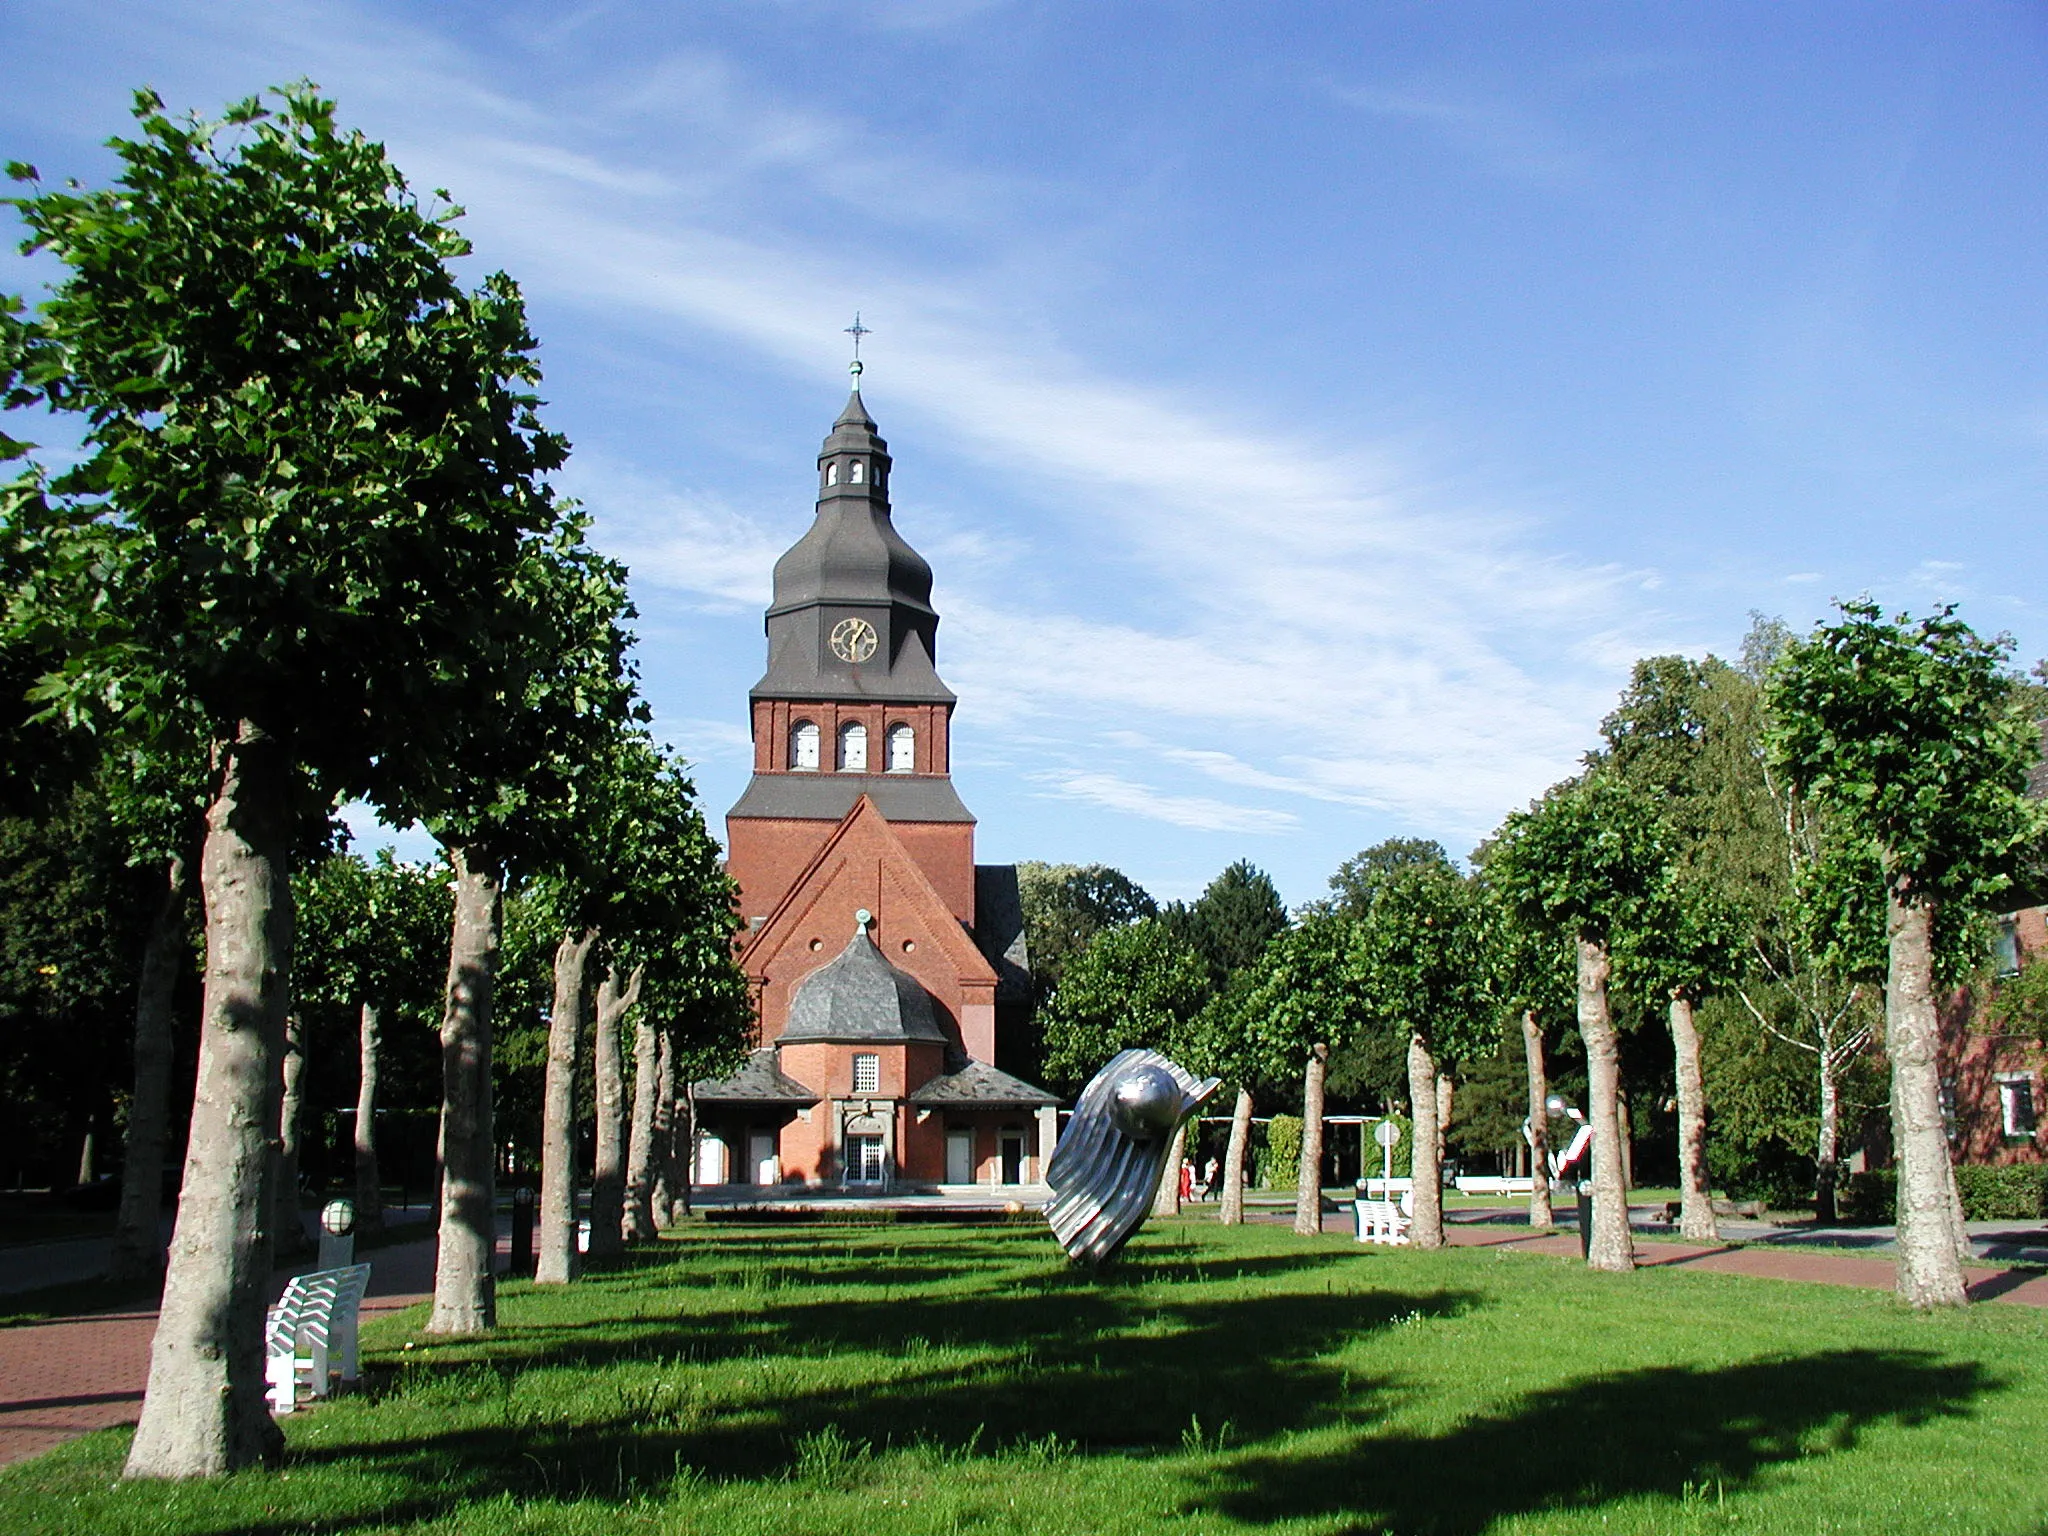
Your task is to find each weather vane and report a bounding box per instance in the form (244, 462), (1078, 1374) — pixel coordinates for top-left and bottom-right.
(845, 312), (870, 384)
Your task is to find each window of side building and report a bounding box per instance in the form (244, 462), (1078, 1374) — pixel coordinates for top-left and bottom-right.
(853, 1053), (879, 1094)
(1999, 1073), (2038, 1139)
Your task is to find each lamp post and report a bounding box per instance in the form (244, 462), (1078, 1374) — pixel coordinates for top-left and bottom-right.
(1541, 1094), (1596, 1259)
(318, 1198), (356, 1270)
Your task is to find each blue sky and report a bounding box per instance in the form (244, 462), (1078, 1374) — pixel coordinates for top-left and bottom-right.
(6, 3), (2046, 906)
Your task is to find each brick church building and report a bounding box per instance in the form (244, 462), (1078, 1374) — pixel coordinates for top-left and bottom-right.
(691, 376), (1058, 1192)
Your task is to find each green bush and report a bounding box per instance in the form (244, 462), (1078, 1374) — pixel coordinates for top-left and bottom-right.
(1262, 1114), (1302, 1191)
(1956, 1163), (2048, 1220)
(1841, 1163), (2047, 1224)
(1839, 1169), (1894, 1224)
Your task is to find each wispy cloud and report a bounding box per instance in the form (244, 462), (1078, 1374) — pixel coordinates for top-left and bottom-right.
(1335, 79), (1586, 187)
(25, 0), (1673, 851)
(1034, 771), (1299, 835)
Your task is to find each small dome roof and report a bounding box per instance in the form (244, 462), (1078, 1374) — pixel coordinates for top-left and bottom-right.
(781, 922), (949, 1045)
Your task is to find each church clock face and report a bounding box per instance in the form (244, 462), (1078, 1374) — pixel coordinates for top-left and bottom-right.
(829, 616), (879, 664)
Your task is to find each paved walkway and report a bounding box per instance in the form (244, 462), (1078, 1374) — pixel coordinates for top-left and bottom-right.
(0, 1236), (442, 1468)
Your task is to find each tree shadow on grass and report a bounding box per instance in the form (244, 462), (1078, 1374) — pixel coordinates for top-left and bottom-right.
(1191, 1348), (1998, 1534)
(296, 1277), (1480, 1519)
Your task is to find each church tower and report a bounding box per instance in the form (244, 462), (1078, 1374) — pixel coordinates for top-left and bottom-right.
(723, 376), (977, 926)
(697, 363), (1053, 1194)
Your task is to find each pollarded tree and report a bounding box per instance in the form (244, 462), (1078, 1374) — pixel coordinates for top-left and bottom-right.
(1353, 861), (1492, 1248)
(529, 730), (742, 1278)
(293, 851), (449, 1237)
(1040, 916), (1211, 1216)
(1487, 773), (1677, 1272)
(414, 520), (638, 1317)
(1619, 871), (1743, 1242)
(1768, 601), (2047, 1308)
(1233, 908), (1371, 1237)
(1474, 877), (1576, 1228)
(1039, 917), (1211, 1089)
(3, 86), (623, 1475)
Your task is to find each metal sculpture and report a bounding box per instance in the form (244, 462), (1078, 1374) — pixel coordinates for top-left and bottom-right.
(1046, 1048), (1221, 1264)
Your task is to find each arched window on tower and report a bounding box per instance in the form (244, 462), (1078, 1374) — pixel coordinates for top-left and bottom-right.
(790, 720), (820, 771)
(885, 723), (915, 774)
(850, 459), (866, 484)
(838, 721), (868, 773)
(826, 463), (839, 485)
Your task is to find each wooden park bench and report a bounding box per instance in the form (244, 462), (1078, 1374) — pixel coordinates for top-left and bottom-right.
(1453, 1175), (1535, 1198)
(1353, 1198), (1410, 1246)
(265, 1263), (372, 1414)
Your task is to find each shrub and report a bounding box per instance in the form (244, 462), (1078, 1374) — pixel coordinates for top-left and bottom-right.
(1261, 1114), (1302, 1190)
(1955, 1163), (2048, 1221)
(1841, 1164), (2048, 1224)
(1840, 1169), (1895, 1224)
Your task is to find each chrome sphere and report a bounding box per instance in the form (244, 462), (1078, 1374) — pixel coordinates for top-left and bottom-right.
(1109, 1064), (1183, 1140)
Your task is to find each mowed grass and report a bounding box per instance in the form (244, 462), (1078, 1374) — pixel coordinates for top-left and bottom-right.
(6, 1217), (2048, 1535)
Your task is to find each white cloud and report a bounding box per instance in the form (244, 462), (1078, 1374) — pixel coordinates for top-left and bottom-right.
(1033, 771), (1300, 835)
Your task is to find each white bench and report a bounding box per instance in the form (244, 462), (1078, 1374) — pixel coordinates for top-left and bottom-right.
(1454, 1176), (1536, 1198)
(266, 1263), (371, 1414)
(1354, 1198), (1410, 1246)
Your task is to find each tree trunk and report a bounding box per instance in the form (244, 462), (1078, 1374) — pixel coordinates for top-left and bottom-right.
(1218, 1085), (1254, 1226)
(1815, 1051), (1841, 1225)
(536, 929), (597, 1285)
(353, 1002), (384, 1237)
(124, 724), (291, 1479)
(676, 1080), (695, 1219)
(427, 849), (500, 1335)
(1577, 936), (1634, 1273)
(650, 1030), (676, 1228)
(1887, 889), (1968, 1307)
(1152, 1121), (1187, 1217)
(587, 963), (643, 1259)
(1292, 1042), (1329, 1237)
(1408, 1033), (1444, 1248)
(109, 854), (190, 1285)
(272, 1011), (310, 1259)
(622, 1012), (660, 1241)
(1521, 1009), (1554, 1228)
(1669, 992), (1718, 1242)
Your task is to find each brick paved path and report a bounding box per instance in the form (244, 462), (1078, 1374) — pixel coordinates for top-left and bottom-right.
(0, 1237), (440, 1468)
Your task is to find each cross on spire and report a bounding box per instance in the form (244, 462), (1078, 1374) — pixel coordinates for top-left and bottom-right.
(844, 312), (870, 386)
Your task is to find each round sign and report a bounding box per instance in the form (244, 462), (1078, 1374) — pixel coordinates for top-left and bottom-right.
(1372, 1120), (1402, 1149)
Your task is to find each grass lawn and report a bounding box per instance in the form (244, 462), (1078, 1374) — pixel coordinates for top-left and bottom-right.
(5, 1216), (2047, 1535)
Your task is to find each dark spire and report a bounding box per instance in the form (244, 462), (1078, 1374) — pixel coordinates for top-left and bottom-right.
(751, 378), (953, 705)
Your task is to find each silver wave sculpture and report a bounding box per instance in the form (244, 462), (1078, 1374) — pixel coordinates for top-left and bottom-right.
(1045, 1048), (1221, 1264)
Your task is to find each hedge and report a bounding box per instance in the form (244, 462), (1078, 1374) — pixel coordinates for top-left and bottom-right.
(1261, 1114), (1302, 1191)
(1841, 1163), (2048, 1224)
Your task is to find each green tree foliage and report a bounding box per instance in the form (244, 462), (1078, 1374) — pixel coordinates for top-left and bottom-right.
(1488, 774), (1676, 953)
(1161, 859), (1288, 984)
(0, 777), (155, 1188)
(1014, 861), (1156, 1000)
(1329, 837), (1452, 919)
(1038, 918), (1208, 1092)
(1353, 863), (1491, 1065)
(294, 852), (451, 1037)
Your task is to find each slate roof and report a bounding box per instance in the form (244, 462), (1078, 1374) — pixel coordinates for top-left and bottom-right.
(972, 864), (1033, 1006)
(779, 925), (952, 1045)
(753, 386), (953, 706)
(908, 1058), (1059, 1107)
(728, 772), (974, 824)
(692, 1048), (820, 1104)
